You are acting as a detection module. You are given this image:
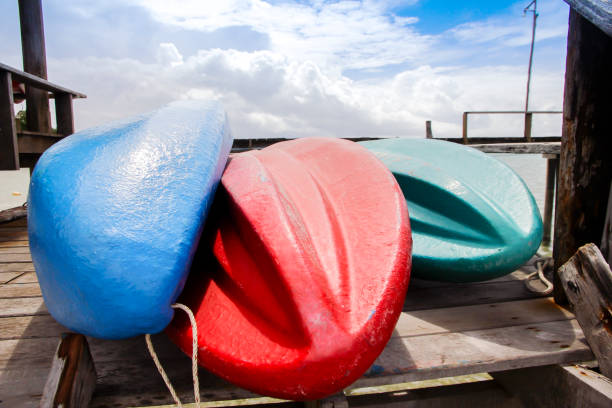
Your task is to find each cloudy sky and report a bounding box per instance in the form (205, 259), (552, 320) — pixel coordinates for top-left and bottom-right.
(0, 0), (570, 139)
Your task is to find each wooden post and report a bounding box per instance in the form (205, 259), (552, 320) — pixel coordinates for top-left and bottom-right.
(462, 112), (468, 144)
(55, 92), (74, 136)
(602, 181), (612, 265)
(18, 0), (51, 133)
(40, 333), (97, 408)
(523, 111), (533, 142)
(553, 9), (612, 303)
(541, 154), (558, 247)
(558, 244), (612, 378)
(0, 71), (19, 170)
(425, 120), (433, 139)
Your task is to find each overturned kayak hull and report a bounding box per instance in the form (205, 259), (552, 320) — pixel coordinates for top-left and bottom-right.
(361, 138), (542, 282)
(28, 100), (233, 339)
(167, 137), (411, 400)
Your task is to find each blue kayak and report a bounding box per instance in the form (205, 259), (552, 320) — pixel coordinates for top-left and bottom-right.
(28, 100), (233, 339)
(360, 138), (542, 282)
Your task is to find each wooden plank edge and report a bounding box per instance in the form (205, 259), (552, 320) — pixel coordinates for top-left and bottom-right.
(41, 333), (96, 408)
(558, 243), (612, 378)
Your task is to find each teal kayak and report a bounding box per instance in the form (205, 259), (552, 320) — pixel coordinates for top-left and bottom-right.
(360, 138), (542, 282)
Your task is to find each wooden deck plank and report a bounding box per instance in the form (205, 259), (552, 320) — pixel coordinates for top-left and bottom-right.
(0, 283), (42, 298)
(0, 263), (35, 272)
(0, 253), (32, 263)
(0, 315), (65, 340)
(9, 272), (38, 284)
(0, 297), (47, 317)
(0, 230), (28, 240)
(396, 298), (573, 338)
(0, 240), (29, 248)
(354, 319), (593, 388)
(0, 271), (23, 284)
(404, 278), (543, 311)
(0, 247), (32, 254)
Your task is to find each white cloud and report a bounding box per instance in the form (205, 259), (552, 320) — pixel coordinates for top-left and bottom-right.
(40, 0), (567, 143)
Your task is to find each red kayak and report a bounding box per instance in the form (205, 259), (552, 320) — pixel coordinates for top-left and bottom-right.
(167, 137), (411, 400)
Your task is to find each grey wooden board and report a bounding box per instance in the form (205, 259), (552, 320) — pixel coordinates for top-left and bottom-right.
(469, 142), (560, 154)
(493, 364), (612, 408)
(565, 0), (612, 38)
(355, 319), (593, 387)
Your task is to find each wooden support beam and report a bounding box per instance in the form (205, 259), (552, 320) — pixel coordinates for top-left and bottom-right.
(40, 333), (97, 408)
(55, 93), (74, 136)
(462, 112), (468, 144)
(553, 9), (612, 303)
(0, 71), (19, 170)
(558, 243), (612, 378)
(18, 0), (51, 133)
(601, 181), (612, 265)
(542, 154), (559, 247)
(493, 364), (612, 407)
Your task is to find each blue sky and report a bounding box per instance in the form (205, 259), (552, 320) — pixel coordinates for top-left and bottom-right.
(0, 0), (569, 139)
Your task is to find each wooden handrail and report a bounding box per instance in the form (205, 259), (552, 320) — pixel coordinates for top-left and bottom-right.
(0, 62), (86, 98)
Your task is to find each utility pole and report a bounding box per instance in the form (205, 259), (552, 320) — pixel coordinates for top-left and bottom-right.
(524, 0), (538, 113)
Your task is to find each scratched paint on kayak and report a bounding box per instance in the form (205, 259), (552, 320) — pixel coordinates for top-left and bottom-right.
(28, 100), (233, 339)
(361, 138), (542, 282)
(167, 137), (412, 400)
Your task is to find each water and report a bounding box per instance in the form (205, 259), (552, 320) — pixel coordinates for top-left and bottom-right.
(0, 154), (549, 215)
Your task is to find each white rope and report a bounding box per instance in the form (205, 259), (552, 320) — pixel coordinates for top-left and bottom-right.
(524, 258), (553, 295)
(145, 303), (200, 408)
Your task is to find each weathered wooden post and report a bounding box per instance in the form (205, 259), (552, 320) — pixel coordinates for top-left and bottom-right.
(553, 5), (612, 303)
(18, 0), (51, 133)
(523, 111), (533, 142)
(425, 120), (433, 139)
(542, 153), (558, 247)
(462, 112), (468, 144)
(0, 71), (19, 170)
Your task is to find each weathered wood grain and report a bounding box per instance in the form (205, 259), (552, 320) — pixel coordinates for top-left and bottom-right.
(564, 0), (612, 38)
(0, 206), (27, 224)
(10, 271), (38, 284)
(0, 246), (32, 254)
(356, 319), (593, 388)
(554, 9), (612, 303)
(468, 142), (560, 155)
(0, 263), (35, 272)
(0, 282), (41, 298)
(601, 181), (612, 265)
(0, 240), (29, 248)
(493, 364), (612, 408)
(0, 70), (19, 170)
(396, 298), (574, 338)
(558, 243), (612, 377)
(0, 253), (32, 263)
(0, 315), (65, 340)
(40, 334), (96, 408)
(404, 278), (542, 311)
(0, 297), (47, 317)
(0, 271), (23, 284)
(0, 230), (29, 241)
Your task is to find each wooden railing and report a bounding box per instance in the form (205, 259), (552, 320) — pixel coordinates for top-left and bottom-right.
(0, 62), (85, 170)
(461, 110), (562, 143)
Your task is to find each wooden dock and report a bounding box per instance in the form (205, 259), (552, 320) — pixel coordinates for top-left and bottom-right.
(0, 217), (599, 407)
